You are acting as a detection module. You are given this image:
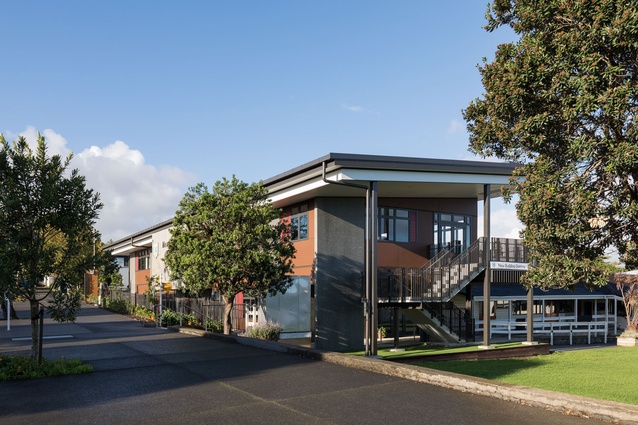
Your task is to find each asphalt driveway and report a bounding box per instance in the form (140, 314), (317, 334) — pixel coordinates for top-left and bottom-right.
(0, 302), (602, 424)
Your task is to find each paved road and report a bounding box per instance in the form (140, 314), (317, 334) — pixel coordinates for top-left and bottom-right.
(0, 303), (599, 424)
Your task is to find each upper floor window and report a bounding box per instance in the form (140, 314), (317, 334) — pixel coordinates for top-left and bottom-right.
(283, 203), (309, 241)
(378, 207), (416, 242)
(433, 212), (471, 251)
(137, 249), (150, 271)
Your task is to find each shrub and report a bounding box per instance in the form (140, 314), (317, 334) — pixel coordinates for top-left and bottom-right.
(205, 317), (223, 332)
(0, 354), (93, 381)
(132, 305), (155, 322)
(160, 310), (181, 327)
(86, 294), (98, 305)
(182, 313), (199, 327)
(105, 299), (130, 314)
(246, 321), (282, 341)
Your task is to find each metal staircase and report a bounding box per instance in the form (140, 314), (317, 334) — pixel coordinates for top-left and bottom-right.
(420, 237), (486, 302)
(377, 237), (526, 342)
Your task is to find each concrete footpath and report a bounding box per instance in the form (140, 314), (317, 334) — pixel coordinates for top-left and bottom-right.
(178, 327), (638, 425)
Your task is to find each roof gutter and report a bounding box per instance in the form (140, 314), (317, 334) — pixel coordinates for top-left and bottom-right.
(321, 160), (368, 191)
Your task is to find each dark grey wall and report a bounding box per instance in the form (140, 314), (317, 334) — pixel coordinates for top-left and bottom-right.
(315, 197), (366, 351)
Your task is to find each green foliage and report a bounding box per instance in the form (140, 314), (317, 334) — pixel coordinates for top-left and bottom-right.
(145, 275), (160, 305)
(205, 317), (224, 332)
(181, 313), (198, 326)
(165, 176), (295, 334)
(47, 286), (82, 322)
(86, 294), (99, 305)
(159, 309), (205, 328)
(160, 309), (181, 326)
(131, 305), (155, 322)
(246, 321), (283, 341)
(0, 132), (102, 361)
(108, 272), (123, 288)
(104, 298), (130, 314)
(0, 353), (93, 381)
(464, 1), (638, 289)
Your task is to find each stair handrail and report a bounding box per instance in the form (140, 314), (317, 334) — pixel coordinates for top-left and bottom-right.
(441, 237), (486, 299)
(420, 245), (452, 270)
(422, 301), (469, 342)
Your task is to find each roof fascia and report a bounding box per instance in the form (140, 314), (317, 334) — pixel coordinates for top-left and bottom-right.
(104, 218), (173, 253)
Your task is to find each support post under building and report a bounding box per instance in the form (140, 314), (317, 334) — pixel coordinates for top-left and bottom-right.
(369, 181), (378, 356)
(480, 184), (493, 349)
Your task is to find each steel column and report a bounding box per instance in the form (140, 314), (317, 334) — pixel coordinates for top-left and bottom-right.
(482, 184), (492, 348)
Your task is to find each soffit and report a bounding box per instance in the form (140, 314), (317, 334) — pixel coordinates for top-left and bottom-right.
(267, 166), (513, 208)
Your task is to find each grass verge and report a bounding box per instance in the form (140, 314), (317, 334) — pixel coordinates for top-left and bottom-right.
(413, 346), (638, 405)
(0, 354), (93, 381)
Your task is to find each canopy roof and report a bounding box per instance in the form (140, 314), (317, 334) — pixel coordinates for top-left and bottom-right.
(263, 153), (518, 208)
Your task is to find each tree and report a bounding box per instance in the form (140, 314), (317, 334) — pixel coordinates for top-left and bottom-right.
(96, 246), (122, 304)
(613, 273), (638, 336)
(165, 177), (295, 334)
(0, 133), (102, 362)
(464, 1), (638, 289)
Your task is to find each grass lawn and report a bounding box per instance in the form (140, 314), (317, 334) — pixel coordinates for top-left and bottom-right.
(413, 346), (638, 405)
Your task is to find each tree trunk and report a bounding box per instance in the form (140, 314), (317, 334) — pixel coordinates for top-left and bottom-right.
(30, 300), (41, 363)
(1, 299), (19, 320)
(223, 296), (234, 335)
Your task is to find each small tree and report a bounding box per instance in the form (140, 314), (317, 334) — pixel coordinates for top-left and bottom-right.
(0, 133), (102, 362)
(166, 177), (295, 334)
(145, 274), (160, 306)
(614, 273), (638, 336)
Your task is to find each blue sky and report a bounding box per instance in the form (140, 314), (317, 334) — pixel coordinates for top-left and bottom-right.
(0, 1), (520, 241)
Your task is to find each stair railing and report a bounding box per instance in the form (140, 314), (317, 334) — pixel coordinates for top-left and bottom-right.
(422, 301), (471, 341)
(422, 237), (486, 301)
(377, 238), (526, 303)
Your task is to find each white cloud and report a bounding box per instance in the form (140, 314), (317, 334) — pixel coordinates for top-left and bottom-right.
(11, 128), (195, 243)
(478, 198), (523, 239)
(342, 104), (364, 112)
(489, 208), (523, 239)
(447, 119), (465, 135)
(18, 126), (72, 158)
(73, 142), (195, 242)
(341, 104), (380, 115)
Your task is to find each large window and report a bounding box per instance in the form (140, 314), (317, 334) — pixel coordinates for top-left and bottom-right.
(284, 203), (309, 241)
(378, 207), (416, 242)
(115, 256), (129, 268)
(137, 249), (150, 271)
(433, 212), (471, 251)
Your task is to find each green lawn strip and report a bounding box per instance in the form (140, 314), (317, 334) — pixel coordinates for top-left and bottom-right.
(348, 342), (527, 360)
(0, 353), (93, 381)
(413, 346), (638, 405)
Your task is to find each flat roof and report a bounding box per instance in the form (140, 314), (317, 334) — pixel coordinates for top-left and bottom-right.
(104, 153), (520, 247)
(263, 152), (519, 187)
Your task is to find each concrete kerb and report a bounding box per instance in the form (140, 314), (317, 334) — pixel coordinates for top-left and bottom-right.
(170, 327), (638, 425)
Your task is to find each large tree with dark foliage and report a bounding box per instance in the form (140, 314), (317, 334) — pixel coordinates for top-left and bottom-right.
(464, 1), (638, 289)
